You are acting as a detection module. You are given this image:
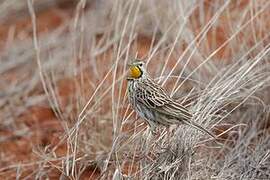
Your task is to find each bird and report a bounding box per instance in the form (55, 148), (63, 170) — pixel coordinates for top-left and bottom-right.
(126, 59), (216, 139)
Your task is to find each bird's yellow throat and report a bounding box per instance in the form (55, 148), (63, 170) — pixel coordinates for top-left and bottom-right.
(129, 66), (142, 78)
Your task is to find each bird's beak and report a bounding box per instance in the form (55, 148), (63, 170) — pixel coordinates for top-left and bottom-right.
(127, 63), (132, 67)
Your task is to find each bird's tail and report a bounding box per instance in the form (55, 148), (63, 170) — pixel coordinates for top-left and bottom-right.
(183, 119), (216, 139)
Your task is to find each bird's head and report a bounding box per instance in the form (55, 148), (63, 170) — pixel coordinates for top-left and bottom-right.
(127, 60), (148, 80)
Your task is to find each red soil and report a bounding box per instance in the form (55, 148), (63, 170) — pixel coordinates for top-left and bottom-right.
(0, 0), (269, 179)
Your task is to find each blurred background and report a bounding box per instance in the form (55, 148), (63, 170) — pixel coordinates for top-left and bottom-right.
(0, 0), (269, 179)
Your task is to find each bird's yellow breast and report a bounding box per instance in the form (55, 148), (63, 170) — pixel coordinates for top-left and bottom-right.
(129, 66), (142, 78)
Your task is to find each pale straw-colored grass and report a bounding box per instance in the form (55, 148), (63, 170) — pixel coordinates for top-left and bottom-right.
(0, 0), (269, 179)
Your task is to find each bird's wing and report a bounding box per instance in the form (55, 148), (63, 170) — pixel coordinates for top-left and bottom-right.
(148, 103), (216, 139)
(135, 80), (171, 108)
(135, 79), (192, 119)
(134, 80), (216, 139)
(155, 101), (192, 120)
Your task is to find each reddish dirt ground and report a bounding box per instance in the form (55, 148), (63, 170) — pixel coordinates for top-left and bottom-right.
(0, 2), (100, 179)
(0, 0), (269, 179)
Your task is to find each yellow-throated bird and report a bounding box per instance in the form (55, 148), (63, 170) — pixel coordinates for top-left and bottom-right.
(127, 60), (216, 139)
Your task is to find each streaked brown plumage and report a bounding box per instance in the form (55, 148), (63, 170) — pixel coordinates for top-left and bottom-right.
(127, 60), (215, 138)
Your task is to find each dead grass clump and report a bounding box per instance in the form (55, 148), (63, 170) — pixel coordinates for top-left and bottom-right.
(0, 0), (269, 179)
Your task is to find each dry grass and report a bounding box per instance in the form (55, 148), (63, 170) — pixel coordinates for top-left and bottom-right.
(0, 0), (270, 179)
